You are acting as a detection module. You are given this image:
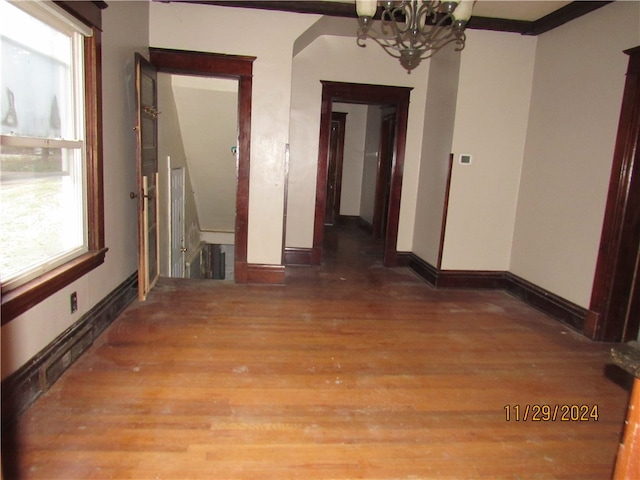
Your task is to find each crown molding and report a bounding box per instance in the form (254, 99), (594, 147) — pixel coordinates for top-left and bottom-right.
(161, 1), (615, 35)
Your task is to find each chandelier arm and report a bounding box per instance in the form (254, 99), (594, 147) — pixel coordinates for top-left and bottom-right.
(379, 17), (414, 52)
(358, 28), (407, 60)
(355, 0), (472, 72)
(414, 31), (467, 59)
(422, 18), (459, 46)
(417, 33), (467, 59)
(358, 22), (465, 56)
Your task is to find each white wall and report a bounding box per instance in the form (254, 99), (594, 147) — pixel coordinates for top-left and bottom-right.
(412, 43), (461, 266)
(1, 1), (148, 379)
(171, 77), (238, 233)
(511, 1), (640, 307)
(441, 29), (537, 271)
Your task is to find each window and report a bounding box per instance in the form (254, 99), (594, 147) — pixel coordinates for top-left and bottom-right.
(0, 0), (106, 323)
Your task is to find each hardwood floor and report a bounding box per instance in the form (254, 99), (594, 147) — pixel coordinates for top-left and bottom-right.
(2, 223), (633, 479)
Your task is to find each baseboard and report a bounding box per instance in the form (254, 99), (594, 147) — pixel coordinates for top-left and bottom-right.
(406, 253), (587, 333)
(284, 247), (313, 266)
(1, 271), (138, 428)
(246, 264), (286, 284)
(505, 272), (587, 332)
(406, 253), (438, 286)
(406, 253), (506, 289)
(438, 270), (509, 289)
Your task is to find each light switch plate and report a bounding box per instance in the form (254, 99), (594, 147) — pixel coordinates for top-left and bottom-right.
(459, 154), (473, 165)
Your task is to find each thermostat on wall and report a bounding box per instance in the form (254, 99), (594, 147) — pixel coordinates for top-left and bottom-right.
(459, 154), (473, 165)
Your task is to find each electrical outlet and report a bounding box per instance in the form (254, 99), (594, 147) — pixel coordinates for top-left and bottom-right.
(70, 292), (78, 313)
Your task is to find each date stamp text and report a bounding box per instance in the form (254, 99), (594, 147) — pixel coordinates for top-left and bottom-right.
(504, 404), (599, 422)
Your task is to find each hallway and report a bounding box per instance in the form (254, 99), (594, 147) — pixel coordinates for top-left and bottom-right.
(2, 222), (632, 479)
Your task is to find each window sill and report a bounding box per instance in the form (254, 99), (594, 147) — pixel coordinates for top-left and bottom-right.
(1, 248), (108, 325)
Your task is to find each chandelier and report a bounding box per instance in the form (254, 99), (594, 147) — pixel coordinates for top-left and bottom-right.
(355, 0), (474, 72)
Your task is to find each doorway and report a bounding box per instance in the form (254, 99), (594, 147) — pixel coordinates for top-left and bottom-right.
(146, 48), (255, 284)
(312, 81), (412, 267)
(160, 74), (238, 280)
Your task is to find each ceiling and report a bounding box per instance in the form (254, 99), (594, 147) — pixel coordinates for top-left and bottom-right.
(191, 1), (614, 35)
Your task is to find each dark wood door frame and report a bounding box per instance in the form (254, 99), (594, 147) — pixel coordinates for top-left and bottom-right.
(372, 110), (396, 240)
(586, 46), (640, 342)
(325, 112), (347, 226)
(148, 48), (255, 283)
(312, 81), (411, 267)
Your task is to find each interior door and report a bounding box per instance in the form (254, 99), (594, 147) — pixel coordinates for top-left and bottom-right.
(324, 112), (347, 226)
(372, 111), (395, 240)
(134, 54), (160, 300)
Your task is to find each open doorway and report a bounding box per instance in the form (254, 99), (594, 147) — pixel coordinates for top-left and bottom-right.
(325, 104), (397, 241)
(312, 81), (411, 267)
(158, 73), (238, 281)
(146, 47), (255, 284)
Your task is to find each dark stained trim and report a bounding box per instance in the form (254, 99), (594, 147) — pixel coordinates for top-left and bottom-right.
(54, 1), (107, 30)
(587, 46), (640, 342)
(165, 0), (614, 35)
(148, 47), (255, 283)
(406, 253), (588, 333)
(149, 48), (255, 77)
(506, 272), (588, 332)
(1, 250), (108, 325)
(526, 1), (614, 36)
(284, 247), (314, 266)
(246, 264), (286, 285)
(166, 0), (359, 18)
(314, 81), (411, 268)
(465, 16), (531, 35)
(2, 272), (137, 427)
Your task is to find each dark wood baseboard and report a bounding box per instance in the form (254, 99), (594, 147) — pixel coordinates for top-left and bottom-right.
(406, 253), (588, 333)
(406, 253), (506, 289)
(284, 247), (313, 266)
(245, 264), (286, 284)
(439, 270), (509, 290)
(1, 271), (138, 428)
(406, 253), (438, 286)
(505, 272), (588, 332)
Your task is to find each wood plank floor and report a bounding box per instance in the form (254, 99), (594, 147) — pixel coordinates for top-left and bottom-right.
(2, 223), (633, 479)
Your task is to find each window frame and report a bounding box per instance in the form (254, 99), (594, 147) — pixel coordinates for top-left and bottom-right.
(1, 1), (107, 324)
